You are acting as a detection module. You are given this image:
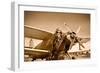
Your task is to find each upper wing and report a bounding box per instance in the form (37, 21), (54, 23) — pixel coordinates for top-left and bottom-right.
(78, 38), (90, 43)
(24, 25), (53, 40)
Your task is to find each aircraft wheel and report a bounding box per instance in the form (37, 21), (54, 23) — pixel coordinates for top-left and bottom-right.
(32, 58), (36, 61)
(71, 56), (76, 59)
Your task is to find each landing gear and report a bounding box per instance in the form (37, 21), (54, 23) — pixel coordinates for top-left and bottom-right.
(71, 56), (76, 59)
(32, 58), (36, 61)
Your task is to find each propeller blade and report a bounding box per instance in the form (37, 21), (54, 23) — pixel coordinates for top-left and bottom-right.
(76, 37), (85, 49)
(69, 43), (73, 50)
(78, 41), (85, 48)
(69, 39), (75, 50)
(79, 43), (81, 50)
(64, 22), (73, 32)
(76, 26), (81, 34)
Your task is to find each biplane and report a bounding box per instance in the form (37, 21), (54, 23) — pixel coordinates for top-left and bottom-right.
(24, 23), (90, 61)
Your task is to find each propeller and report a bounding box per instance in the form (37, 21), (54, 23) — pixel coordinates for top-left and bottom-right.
(64, 22), (85, 50)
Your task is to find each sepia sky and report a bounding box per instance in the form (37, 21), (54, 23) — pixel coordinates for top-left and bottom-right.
(24, 11), (90, 38)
